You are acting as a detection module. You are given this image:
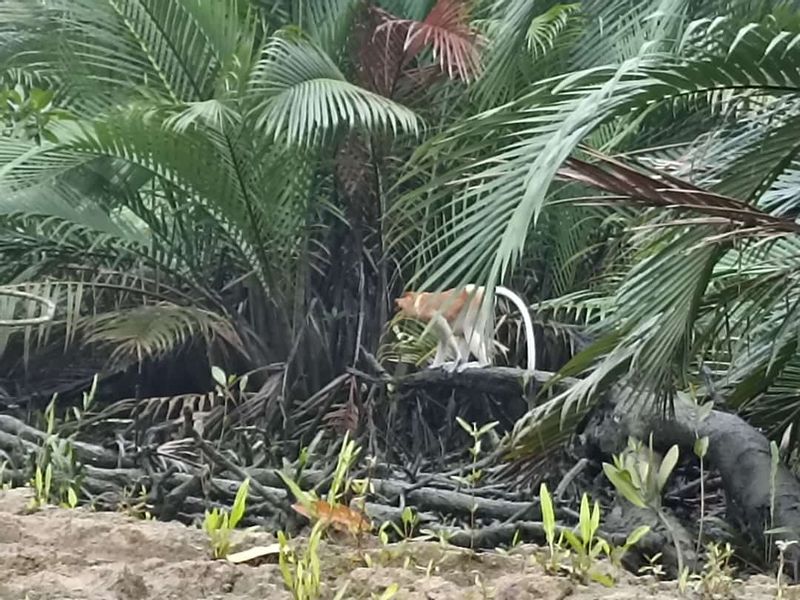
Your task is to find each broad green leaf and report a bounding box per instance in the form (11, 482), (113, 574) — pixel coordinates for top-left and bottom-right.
(657, 445), (680, 492)
(625, 525), (651, 548)
(562, 529), (582, 553)
(602, 464), (647, 509)
(230, 478), (250, 528)
(579, 493), (591, 544)
(590, 500), (601, 537)
(693, 436), (709, 459)
(540, 483), (556, 547)
(211, 366), (227, 388)
(590, 571), (615, 587)
(67, 487), (78, 508)
(277, 470), (314, 509)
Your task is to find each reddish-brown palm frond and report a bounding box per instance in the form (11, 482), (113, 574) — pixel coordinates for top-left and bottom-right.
(375, 0), (483, 84)
(353, 6), (409, 96)
(558, 150), (800, 236)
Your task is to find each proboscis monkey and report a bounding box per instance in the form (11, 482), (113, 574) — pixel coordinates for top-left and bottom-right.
(394, 284), (536, 372)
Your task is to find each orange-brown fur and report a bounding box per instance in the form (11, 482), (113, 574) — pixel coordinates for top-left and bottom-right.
(394, 285), (536, 371)
(394, 288), (481, 323)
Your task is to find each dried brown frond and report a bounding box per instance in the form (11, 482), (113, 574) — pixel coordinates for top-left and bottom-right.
(558, 149), (800, 236)
(324, 376), (361, 435)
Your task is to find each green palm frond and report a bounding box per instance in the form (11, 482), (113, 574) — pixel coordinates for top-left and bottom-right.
(82, 303), (244, 368)
(739, 345), (800, 427)
(393, 18), (800, 291)
(714, 112), (800, 204)
(525, 3), (581, 57)
(472, 1), (582, 106)
(760, 163), (800, 217)
(396, 17), (800, 459)
(533, 290), (616, 326)
(377, 315), (438, 367)
(1, 0), (256, 109)
(0, 142), (152, 243)
(299, 0), (364, 58)
(572, 0), (689, 69)
(248, 34), (422, 147)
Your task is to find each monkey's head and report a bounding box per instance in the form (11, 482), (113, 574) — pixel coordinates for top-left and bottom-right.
(394, 292), (415, 314)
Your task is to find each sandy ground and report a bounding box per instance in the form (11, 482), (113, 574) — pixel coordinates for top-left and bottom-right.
(0, 487), (796, 600)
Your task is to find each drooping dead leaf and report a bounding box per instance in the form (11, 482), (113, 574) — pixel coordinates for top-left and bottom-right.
(373, 0), (483, 83)
(557, 149), (800, 236)
(292, 499), (372, 535)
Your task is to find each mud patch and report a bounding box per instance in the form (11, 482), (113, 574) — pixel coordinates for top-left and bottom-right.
(0, 488), (797, 599)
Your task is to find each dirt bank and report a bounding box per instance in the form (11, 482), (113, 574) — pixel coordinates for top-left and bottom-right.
(0, 488), (794, 599)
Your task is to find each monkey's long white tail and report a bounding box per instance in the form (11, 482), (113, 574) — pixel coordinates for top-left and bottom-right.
(495, 286), (536, 371)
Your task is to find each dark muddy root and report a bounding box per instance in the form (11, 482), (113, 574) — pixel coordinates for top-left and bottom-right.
(585, 388), (800, 576)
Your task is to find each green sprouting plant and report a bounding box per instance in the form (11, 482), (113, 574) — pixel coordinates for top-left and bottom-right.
(767, 439), (781, 565)
(398, 506), (422, 540)
(775, 540), (797, 600)
(690, 542), (736, 598)
(638, 553), (665, 578)
(333, 581), (399, 600)
(30, 462), (53, 509)
(536, 483), (649, 586)
(117, 485), (155, 520)
(67, 374), (98, 424)
(602, 435), (684, 574)
(210, 365), (249, 442)
(327, 433), (359, 505)
(538, 482), (569, 573)
(202, 478), (250, 559)
(456, 417), (497, 487)
(455, 418), (498, 540)
(28, 395), (83, 510)
(378, 505), (421, 546)
(603, 435), (679, 510)
(279, 517), (324, 600)
(562, 493), (614, 586)
(278, 432), (362, 523)
(277, 433), (367, 599)
(687, 385), (713, 557)
(417, 526), (454, 550)
(608, 525), (652, 571)
(694, 435), (710, 555)
(0, 82), (71, 143)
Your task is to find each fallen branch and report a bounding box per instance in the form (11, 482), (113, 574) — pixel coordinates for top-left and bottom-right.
(0, 414), (134, 468)
(395, 367), (566, 396)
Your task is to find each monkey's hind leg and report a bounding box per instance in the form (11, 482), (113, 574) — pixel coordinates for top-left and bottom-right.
(429, 314), (463, 373)
(456, 329), (490, 372)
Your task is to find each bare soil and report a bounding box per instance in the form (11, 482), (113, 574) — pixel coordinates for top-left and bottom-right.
(0, 488), (795, 600)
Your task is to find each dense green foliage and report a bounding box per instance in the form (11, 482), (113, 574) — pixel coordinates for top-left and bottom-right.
(2, 0), (800, 459)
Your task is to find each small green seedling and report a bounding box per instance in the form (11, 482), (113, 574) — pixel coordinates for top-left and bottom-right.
(536, 483), (649, 586)
(28, 393), (84, 510)
(30, 463), (53, 509)
(691, 541), (736, 597)
(602, 435), (683, 574)
(279, 520), (324, 600)
(561, 493), (614, 586)
(386, 505), (420, 541)
(602, 435), (679, 510)
(638, 553), (665, 578)
(203, 478), (250, 558)
(455, 417), (498, 487)
(276, 433), (365, 600)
